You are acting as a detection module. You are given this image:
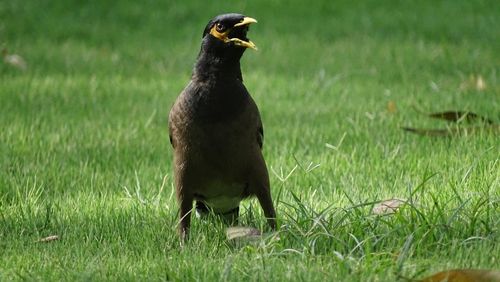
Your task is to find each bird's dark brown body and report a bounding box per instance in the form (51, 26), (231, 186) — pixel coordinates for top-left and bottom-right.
(168, 14), (276, 240)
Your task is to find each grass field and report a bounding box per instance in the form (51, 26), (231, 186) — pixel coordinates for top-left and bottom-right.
(1, 0), (499, 280)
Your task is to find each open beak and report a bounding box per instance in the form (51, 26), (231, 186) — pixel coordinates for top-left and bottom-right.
(234, 17), (257, 27)
(230, 17), (258, 50)
(228, 38), (257, 50)
(210, 17), (258, 50)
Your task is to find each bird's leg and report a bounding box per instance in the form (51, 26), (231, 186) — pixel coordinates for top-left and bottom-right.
(195, 201), (210, 219)
(174, 161), (195, 243)
(178, 193), (193, 243)
(249, 155), (277, 230)
(255, 186), (277, 230)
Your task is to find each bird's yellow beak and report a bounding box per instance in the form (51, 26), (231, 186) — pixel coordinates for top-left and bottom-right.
(233, 17), (257, 27)
(210, 17), (258, 50)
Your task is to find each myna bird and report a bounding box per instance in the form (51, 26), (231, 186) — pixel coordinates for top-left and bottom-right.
(168, 13), (276, 241)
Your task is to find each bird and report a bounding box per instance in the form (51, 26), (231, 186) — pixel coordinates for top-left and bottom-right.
(168, 13), (276, 241)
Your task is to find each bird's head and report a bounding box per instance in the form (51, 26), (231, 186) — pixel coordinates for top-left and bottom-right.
(194, 13), (258, 79)
(202, 13), (258, 51)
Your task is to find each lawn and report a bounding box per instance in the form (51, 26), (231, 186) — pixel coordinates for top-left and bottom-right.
(1, 0), (499, 281)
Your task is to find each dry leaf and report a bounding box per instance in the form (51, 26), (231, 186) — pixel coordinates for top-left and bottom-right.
(420, 269), (500, 282)
(476, 75), (486, 91)
(37, 235), (59, 243)
(402, 127), (454, 137)
(403, 109), (497, 137)
(402, 125), (499, 137)
(226, 227), (280, 247)
(226, 226), (261, 241)
(372, 198), (407, 215)
(429, 81), (439, 92)
(428, 111), (493, 124)
(459, 75), (487, 92)
(2, 48), (27, 71)
(387, 101), (397, 114)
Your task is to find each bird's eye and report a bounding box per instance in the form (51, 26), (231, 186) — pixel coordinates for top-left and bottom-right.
(216, 23), (225, 32)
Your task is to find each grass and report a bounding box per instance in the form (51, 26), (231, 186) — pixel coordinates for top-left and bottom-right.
(1, 0), (499, 280)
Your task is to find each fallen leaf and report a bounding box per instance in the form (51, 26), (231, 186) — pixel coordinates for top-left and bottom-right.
(226, 226), (261, 241)
(459, 75), (487, 92)
(429, 81), (439, 92)
(372, 198), (407, 215)
(428, 111), (493, 124)
(420, 269), (500, 282)
(2, 48), (27, 71)
(402, 125), (500, 137)
(403, 108), (498, 137)
(476, 75), (486, 91)
(387, 101), (397, 114)
(37, 235), (59, 243)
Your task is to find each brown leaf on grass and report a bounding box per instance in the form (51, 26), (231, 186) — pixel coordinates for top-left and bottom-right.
(226, 227), (261, 247)
(372, 198), (407, 215)
(387, 101), (397, 114)
(37, 235), (59, 243)
(402, 125), (500, 137)
(419, 269), (500, 282)
(2, 48), (28, 71)
(226, 227), (280, 247)
(428, 111), (493, 124)
(226, 226), (261, 241)
(476, 75), (487, 91)
(403, 108), (498, 137)
(459, 75), (487, 92)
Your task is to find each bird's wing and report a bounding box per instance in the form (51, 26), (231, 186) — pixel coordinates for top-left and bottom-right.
(257, 122), (264, 149)
(168, 94), (185, 149)
(168, 84), (192, 149)
(168, 112), (176, 148)
(250, 96), (264, 149)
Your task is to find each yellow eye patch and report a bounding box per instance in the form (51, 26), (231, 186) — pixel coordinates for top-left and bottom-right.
(209, 25), (230, 42)
(208, 17), (258, 50)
